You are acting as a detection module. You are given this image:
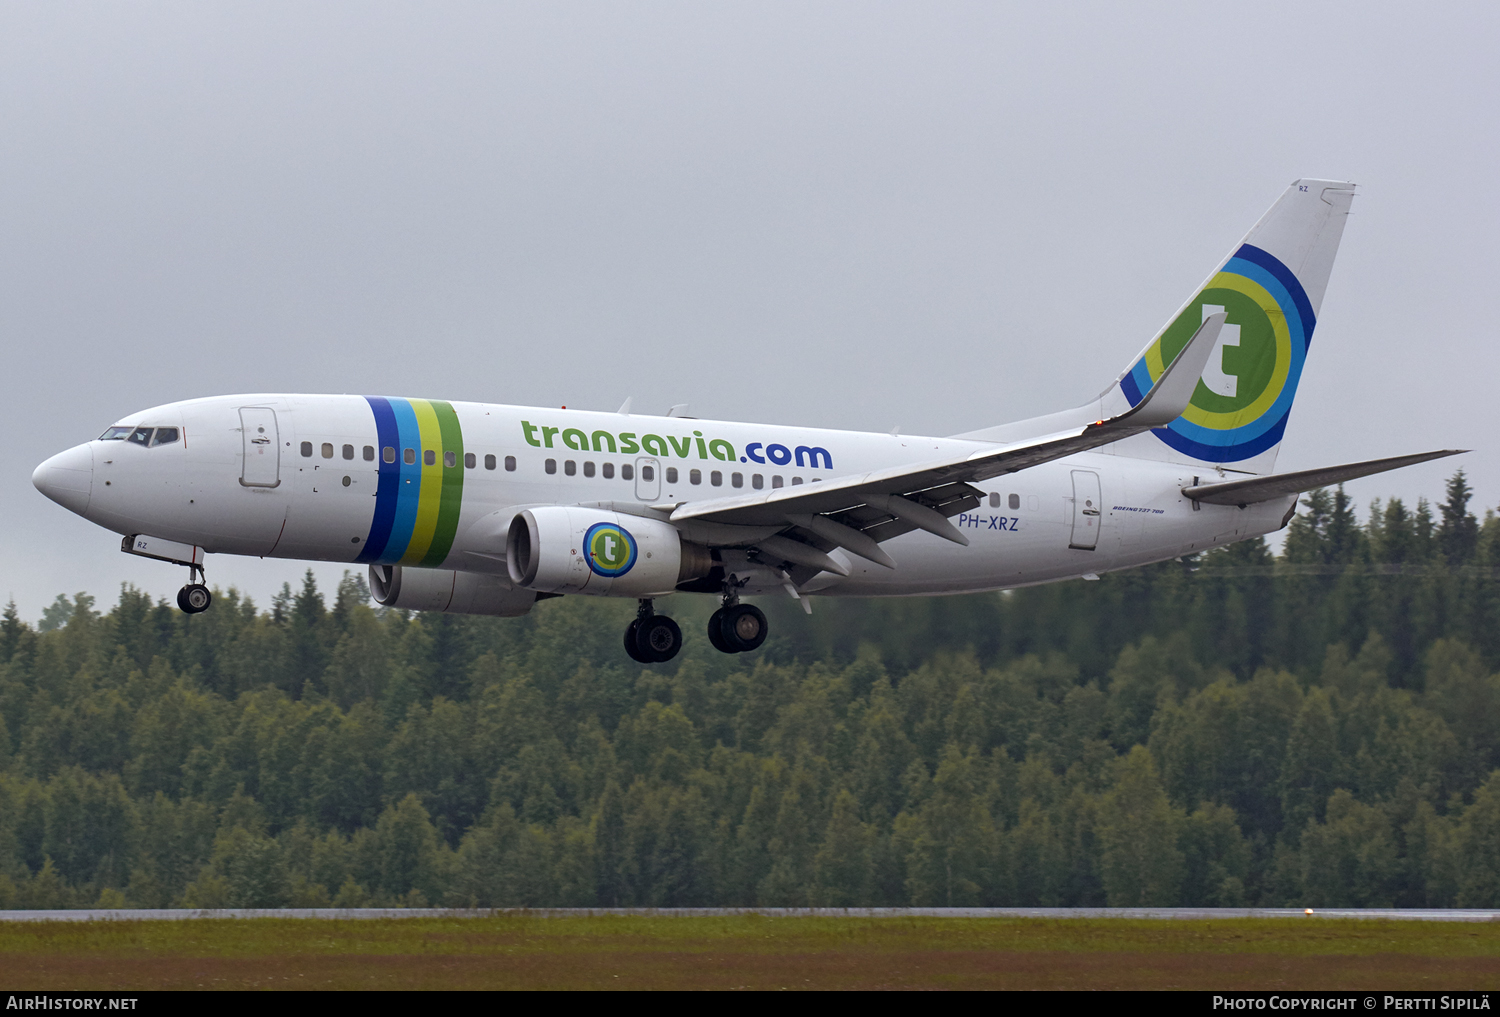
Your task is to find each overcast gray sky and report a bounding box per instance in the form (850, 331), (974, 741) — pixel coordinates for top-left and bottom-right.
(4, 1), (1496, 621)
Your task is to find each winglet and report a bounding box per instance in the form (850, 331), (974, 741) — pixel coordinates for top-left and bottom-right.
(1116, 312), (1225, 429)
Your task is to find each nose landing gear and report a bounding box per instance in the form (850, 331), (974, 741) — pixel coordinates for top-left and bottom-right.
(176, 564), (212, 615)
(624, 599), (683, 663)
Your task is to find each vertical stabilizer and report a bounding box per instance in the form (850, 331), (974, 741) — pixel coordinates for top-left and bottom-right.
(1107, 179), (1356, 474)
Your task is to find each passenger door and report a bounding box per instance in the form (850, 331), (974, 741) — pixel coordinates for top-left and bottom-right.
(1069, 469), (1101, 550)
(239, 407), (281, 488)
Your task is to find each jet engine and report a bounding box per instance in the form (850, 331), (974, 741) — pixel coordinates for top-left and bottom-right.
(368, 564), (537, 617)
(506, 506), (712, 596)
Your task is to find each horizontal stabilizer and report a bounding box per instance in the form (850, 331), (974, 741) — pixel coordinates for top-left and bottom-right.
(1182, 450), (1468, 506)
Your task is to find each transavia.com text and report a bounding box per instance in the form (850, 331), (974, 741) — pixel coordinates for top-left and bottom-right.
(1213, 1000), (1491, 1011)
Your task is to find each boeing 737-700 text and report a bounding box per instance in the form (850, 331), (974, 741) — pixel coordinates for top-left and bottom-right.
(32, 179), (1463, 662)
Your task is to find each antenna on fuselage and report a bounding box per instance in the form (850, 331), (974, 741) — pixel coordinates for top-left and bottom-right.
(617, 397), (632, 415)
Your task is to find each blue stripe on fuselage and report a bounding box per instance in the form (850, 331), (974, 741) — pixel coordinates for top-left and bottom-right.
(356, 396), (401, 563)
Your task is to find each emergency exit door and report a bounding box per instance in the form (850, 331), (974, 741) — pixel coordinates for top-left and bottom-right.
(1069, 470), (1101, 550)
(635, 457), (661, 501)
(239, 407), (281, 488)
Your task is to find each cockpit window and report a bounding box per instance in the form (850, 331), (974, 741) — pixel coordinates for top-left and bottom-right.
(99, 426), (133, 441)
(127, 428), (152, 446)
(149, 427), (180, 447)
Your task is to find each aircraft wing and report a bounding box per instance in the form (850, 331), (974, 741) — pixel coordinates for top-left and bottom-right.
(667, 314), (1227, 572)
(1182, 450), (1467, 506)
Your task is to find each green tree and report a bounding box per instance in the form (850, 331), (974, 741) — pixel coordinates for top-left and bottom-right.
(1299, 789), (1400, 907)
(1438, 470), (1479, 564)
(811, 788), (874, 906)
(1454, 771), (1500, 907)
(1096, 747), (1183, 906)
(898, 745), (994, 906)
(372, 793), (447, 904)
(1280, 688), (1342, 834)
(1179, 802), (1250, 906)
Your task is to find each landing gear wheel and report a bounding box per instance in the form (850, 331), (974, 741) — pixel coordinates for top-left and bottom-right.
(623, 619), (649, 663)
(721, 604), (767, 652)
(707, 608), (734, 653)
(635, 614), (683, 663)
(177, 584), (212, 614)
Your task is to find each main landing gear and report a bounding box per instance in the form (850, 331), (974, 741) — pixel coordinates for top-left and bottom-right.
(620, 585), (771, 663)
(708, 584), (767, 654)
(625, 599), (683, 664)
(175, 563), (212, 615)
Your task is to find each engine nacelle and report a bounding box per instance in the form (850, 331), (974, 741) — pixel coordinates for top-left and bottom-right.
(368, 564), (537, 617)
(506, 506), (711, 596)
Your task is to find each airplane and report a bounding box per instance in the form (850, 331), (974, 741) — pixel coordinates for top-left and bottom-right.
(32, 179), (1463, 663)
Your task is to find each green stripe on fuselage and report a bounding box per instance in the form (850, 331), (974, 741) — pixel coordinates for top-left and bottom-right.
(421, 400), (466, 566)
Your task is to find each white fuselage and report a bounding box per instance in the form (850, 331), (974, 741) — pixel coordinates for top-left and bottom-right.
(35, 393), (1291, 600)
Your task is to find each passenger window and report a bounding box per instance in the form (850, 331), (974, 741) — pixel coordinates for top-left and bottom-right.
(150, 427), (179, 446)
(364, 446), (375, 461)
(583, 461), (595, 478)
(690, 469), (701, 485)
(484, 454), (497, 470)
(752, 474), (763, 490)
(129, 428), (153, 446)
(545, 459), (557, 474)
(622, 464), (634, 481)
(300, 441), (313, 457)
(602, 462), (614, 479)
(711, 471), (722, 486)
(666, 467), (678, 484)
(424, 449), (436, 466)
(990, 492), (1000, 508)
(404, 448), (416, 465)
(99, 426), (133, 441)
(444, 451), (457, 468)
(321, 443), (334, 459)
(1009, 493), (1021, 510)
(792, 477), (803, 485)
(383, 446), (396, 464)
(464, 452), (476, 469)
(564, 460), (576, 476)
(342, 444), (354, 460)
(641, 465), (654, 482)
(501, 455), (513, 471)
(772, 475), (783, 489)
(732, 472), (743, 488)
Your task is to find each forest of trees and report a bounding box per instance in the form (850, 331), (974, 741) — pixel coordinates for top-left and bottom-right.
(4, 472), (1500, 910)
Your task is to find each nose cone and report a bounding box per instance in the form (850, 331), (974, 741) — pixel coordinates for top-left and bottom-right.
(33, 443), (94, 517)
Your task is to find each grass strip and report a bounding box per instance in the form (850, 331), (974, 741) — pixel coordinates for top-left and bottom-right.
(2, 915), (1497, 990)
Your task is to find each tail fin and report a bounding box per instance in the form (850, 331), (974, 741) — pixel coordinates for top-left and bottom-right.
(1107, 179), (1357, 473)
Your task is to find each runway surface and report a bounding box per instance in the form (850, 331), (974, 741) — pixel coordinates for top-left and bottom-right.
(2, 907), (1498, 922)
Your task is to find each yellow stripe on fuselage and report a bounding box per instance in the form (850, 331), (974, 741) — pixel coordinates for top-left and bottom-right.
(401, 398), (447, 564)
